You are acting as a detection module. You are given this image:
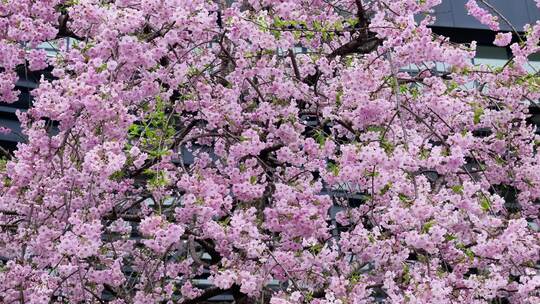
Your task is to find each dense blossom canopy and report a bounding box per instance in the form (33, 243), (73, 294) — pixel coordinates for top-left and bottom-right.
(0, 0), (540, 303)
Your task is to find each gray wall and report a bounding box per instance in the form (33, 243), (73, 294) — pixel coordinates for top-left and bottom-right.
(431, 0), (540, 31)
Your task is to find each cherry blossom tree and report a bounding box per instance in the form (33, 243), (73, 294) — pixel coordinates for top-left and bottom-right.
(0, 0), (539, 303)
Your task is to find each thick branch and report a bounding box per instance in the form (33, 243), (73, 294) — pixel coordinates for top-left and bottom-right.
(302, 1), (380, 86)
(328, 36), (380, 58)
(355, 0), (370, 37)
(56, 13), (84, 40)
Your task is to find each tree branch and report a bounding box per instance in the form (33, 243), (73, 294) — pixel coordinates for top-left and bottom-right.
(181, 286), (230, 304)
(56, 13), (84, 40)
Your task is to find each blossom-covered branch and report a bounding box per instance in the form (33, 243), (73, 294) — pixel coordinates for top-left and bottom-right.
(0, 0), (539, 303)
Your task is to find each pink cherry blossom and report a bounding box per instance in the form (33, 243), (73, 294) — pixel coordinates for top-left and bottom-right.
(0, 0), (538, 303)
(493, 32), (513, 47)
(466, 0), (500, 31)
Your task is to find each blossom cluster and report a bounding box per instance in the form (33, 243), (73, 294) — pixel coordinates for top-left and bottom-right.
(0, 0), (539, 303)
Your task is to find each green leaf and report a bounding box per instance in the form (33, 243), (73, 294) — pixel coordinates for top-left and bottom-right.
(218, 216), (231, 227)
(380, 182), (392, 195)
(349, 271), (362, 284)
(309, 243), (323, 255)
(441, 147), (451, 156)
(451, 185), (464, 194)
(380, 139), (395, 154)
(95, 63), (107, 73)
(273, 16), (284, 28)
(364, 170), (379, 178)
(444, 234), (457, 242)
(473, 106), (484, 125)
(436, 267), (447, 278)
(410, 87), (420, 99)
(109, 170), (125, 181)
(402, 263), (411, 284)
(305, 292), (314, 302)
(327, 162), (339, 176)
(147, 170), (168, 188)
(421, 220), (436, 234)
(419, 148), (430, 160)
(3, 177), (11, 187)
(335, 89), (343, 106)
(334, 20), (344, 31)
(398, 193), (409, 201)
(250, 175), (258, 185)
(446, 81), (459, 92)
(366, 125), (385, 132)
(81, 42), (95, 53)
(399, 84), (409, 94)
(315, 130), (326, 147)
(347, 18), (358, 27)
(312, 21), (323, 31)
(494, 155), (506, 165)
(0, 157), (8, 172)
(464, 248), (475, 260)
(479, 196), (491, 212)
